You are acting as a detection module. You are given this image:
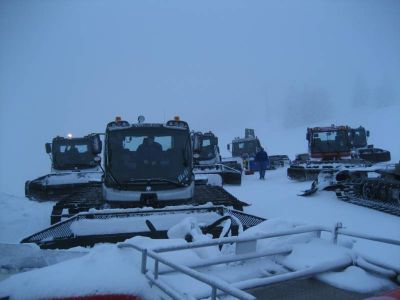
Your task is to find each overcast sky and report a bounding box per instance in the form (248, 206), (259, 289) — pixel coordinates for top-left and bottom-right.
(1, 0), (399, 194)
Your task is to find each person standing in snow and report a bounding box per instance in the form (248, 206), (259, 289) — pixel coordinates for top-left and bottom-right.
(254, 147), (269, 180)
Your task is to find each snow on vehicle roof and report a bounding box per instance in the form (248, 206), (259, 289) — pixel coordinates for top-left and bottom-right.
(308, 125), (350, 132)
(107, 122), (189, 132)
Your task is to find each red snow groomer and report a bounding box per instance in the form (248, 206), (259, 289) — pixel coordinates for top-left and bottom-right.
(307, 125), (352, 160)
(287, 125), (370, 181)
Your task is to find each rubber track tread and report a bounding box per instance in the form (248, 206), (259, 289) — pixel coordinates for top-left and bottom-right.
(193, 185), (246, 210)
(335, 180), (400, 217)
(50, 185), (247, 224)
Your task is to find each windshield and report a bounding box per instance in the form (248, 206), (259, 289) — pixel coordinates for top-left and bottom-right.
(351, 128), (367, 148)
(232, 139), (259, 157)
(198, 137), (218, 160)
(310, 130), (351, 153)
(107, 127), (191, 185)
(53, 141), (96, 170)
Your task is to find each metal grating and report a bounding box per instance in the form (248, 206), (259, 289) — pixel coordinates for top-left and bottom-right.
(21, 206), (265, 248)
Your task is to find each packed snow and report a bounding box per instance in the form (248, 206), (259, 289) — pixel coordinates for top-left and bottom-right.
(0, 242), (161, 300)
(0, 193), (53, 244)
(318, 266), (396, 294)
(41, 171), (103, 185)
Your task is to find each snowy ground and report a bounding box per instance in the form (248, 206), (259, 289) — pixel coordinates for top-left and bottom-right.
(0, 193), (53, 244)
(0, 168), (399, 299)
(226, 169), (400, 267)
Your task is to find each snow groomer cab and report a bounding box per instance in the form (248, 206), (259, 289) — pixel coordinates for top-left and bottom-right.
(192, 131), (242, 185)
(228, 129), (262, 175)
(102, 116), (194, 207)
(25, 133), (103, 201)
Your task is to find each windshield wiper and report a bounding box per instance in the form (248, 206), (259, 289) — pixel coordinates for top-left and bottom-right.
(125, 178), (186, 187)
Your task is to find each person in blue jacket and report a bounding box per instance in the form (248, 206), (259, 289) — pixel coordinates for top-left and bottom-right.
(254, 147), (269, 180)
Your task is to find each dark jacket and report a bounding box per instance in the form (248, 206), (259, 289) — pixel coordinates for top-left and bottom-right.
(255, 149), (269, 170)
(137, 142), (162, 161)
(255, 149), (269, 162)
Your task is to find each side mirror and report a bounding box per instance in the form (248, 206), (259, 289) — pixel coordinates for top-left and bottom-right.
(366, 131), (370, 137)
(192, 135), (202, 154)
(227, 144), (230, 151)
(45, 143), (52, 154)
(91, 135), (102, 154)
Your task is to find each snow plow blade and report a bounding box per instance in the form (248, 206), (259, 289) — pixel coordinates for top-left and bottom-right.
(220, 171), (242, 185)
(194, 163), (242, 185)
(287, 159), (371, 181)
(287, 165), (322, 181)
(21, 206), (266, 249)
(358, 148), (391, 163)
(25, 172), (102, 202)
(269, 155), (291, 168)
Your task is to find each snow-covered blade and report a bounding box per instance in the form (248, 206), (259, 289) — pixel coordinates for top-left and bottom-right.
(269, 154), (291, 169)
(194, 163), (242, 185)
(25, 171), (102, 202)
(287, 159), (371, 182)
(21, 206), (266, 249)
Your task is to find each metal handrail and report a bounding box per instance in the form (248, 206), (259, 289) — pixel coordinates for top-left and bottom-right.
(118, 243), (255, 300)
(119, 223), (400, 300)
(216, 163), (242, 173)
(147, 248), (255, 300)
(194, 163), (241, 173)
(158, 247), (292, 275)
(152, 225), (323, 253)
(196, 256), (354, 299)
(335, 227), (400, 246)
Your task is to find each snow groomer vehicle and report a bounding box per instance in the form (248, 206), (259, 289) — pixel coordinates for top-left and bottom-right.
(192, 131), (242, 185)
(22, 116), (264, 249)
(227, 129), (262, 175)
(291, 125), (398, 215)
(349, 126), (391, 163)
(25, 134), (103, 201)
(287, 125), (372, 181)
(227, 129), (289, 174)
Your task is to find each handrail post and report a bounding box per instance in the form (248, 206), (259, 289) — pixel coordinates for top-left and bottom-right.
(154, 258), (159, 280)
(141, 249), (148, 274)
(211, 286), (217, 300)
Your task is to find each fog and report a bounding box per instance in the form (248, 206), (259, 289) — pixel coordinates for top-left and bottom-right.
(1, 0), (399, 195)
